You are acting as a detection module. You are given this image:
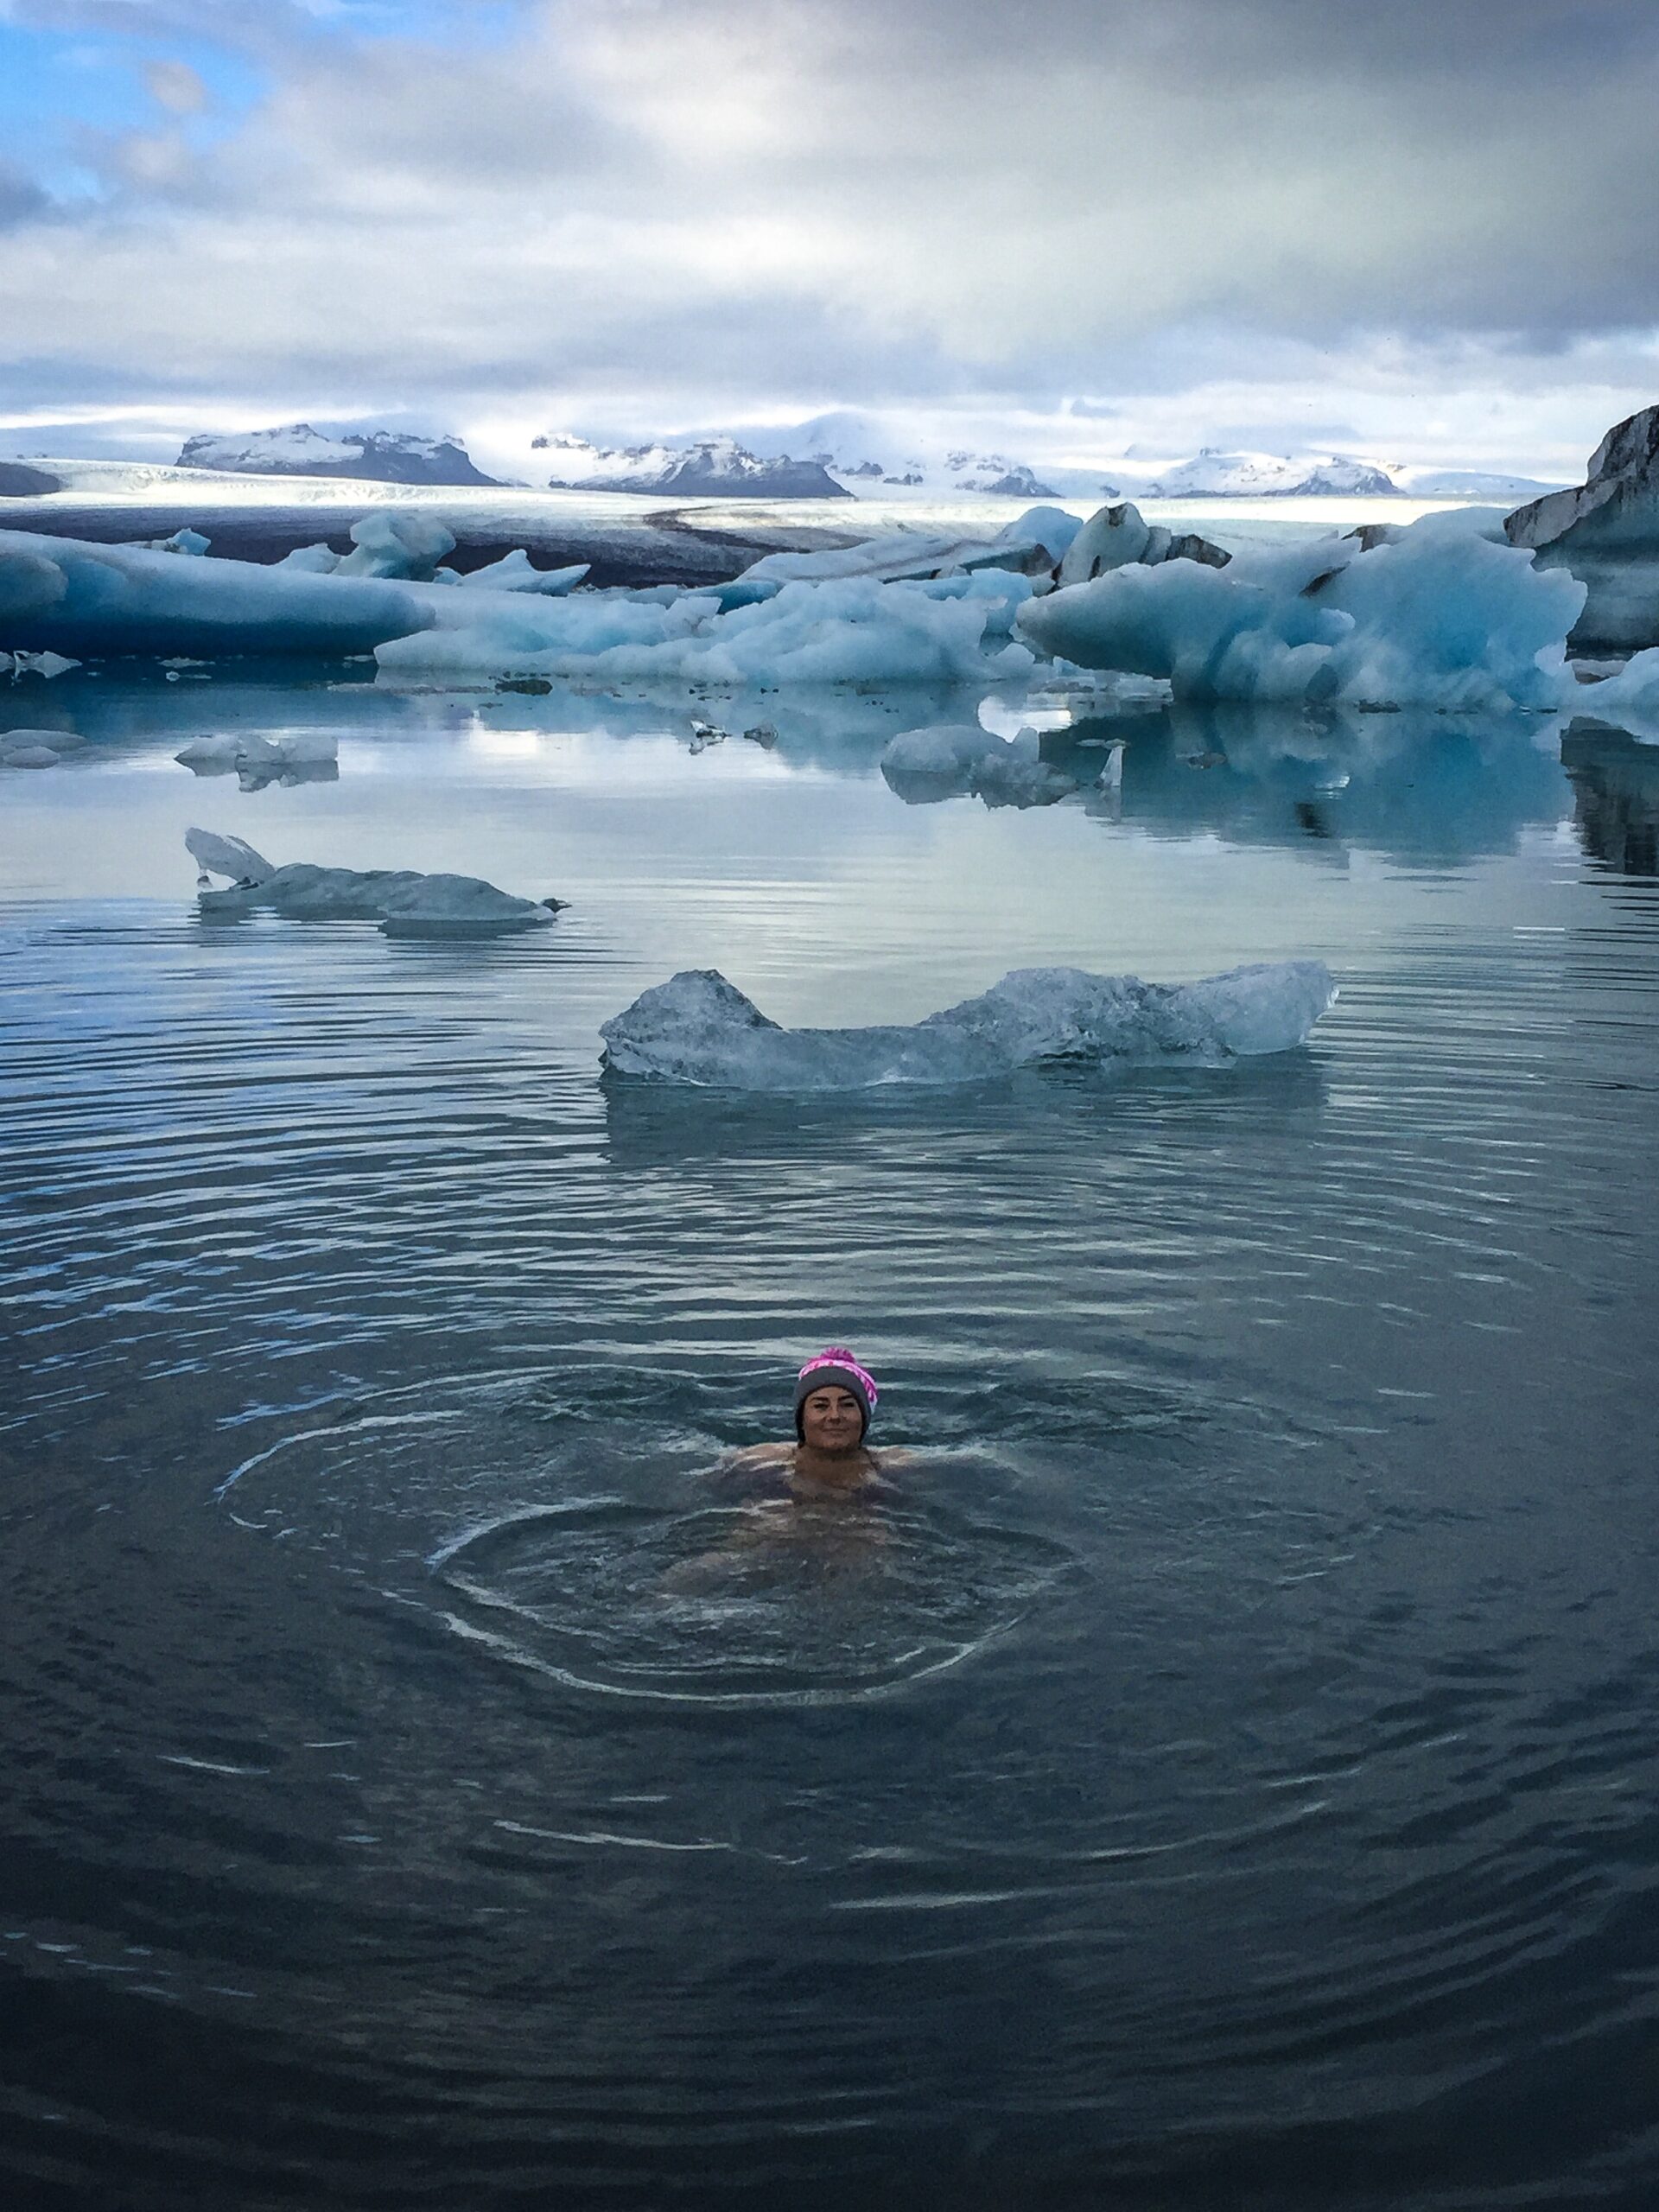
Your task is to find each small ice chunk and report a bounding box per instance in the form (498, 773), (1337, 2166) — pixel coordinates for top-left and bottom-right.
(995, 505), (1084, 563)
(600, 961), (1336, 1090)
(457, 549), (588, 595)
(3, 726), (84, 754)
(11, 649), (79, 679)
(880, 722), (994, 794)
(1, 742), (60, 767)
(186, 827), (276, 884)
(274, 543), (342, 574)
(334, 512), (457, 582)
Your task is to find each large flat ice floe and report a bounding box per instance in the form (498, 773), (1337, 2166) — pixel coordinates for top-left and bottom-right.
(187, 828), (563, 935)
(600, 963), (1336, 1090)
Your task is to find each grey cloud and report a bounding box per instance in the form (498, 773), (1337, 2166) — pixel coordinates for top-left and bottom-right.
(0, 163), (53, 229)
(3, 0), (1657, 456)
(144, 60), (209, 114)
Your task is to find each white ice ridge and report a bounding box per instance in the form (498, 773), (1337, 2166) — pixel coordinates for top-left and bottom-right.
(185, 828), (564, 936)
(600, 963), (1337, 1090)
(1018, 509), (1587, 711)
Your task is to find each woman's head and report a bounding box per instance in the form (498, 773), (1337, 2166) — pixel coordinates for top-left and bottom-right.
(794, 1347), (878, 1452)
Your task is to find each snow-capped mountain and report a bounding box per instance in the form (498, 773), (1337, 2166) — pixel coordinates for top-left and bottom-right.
(738, 412), (1111, 499)
(175, 423), (502, 486)
(1394, 467), (1565, 500)
(534, 433), (849, 499)
(1145, 449), (1398, 497)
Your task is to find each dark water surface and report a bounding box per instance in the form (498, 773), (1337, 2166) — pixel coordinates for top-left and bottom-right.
(3, 676), (1658, 2209)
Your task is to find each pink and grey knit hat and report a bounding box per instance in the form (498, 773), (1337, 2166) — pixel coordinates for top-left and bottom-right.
(793, 1347), (878, 1439)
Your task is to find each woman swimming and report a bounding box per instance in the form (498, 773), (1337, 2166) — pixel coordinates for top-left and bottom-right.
(721, 1348), (909, 1497)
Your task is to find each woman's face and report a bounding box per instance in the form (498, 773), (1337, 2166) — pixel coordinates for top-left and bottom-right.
(799, 1386), (864, 1454)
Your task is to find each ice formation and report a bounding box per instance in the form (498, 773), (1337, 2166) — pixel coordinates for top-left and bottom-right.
(1056, 504), (1230, 587)
(736, 518), (1059, 588)
(880, 722), (1117, 809)
(1020, 510), (1586, 711)
(2, 528), (449, 658)
(1569, 646), (1659, 724)
(5, 647), (78, 679)
(0, 490), (1603, 709)
(378, 570), (1038, 686)
(175, 731), (339, 787)
(600, 961), (1336, 1090)
(186, 829), (563, 935)
(332, 511), (459, 581)
(1, 725), (85, 768)
(452, 549), (588, 594)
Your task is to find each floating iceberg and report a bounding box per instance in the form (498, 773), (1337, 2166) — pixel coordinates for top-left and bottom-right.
(600, 962), (1336, 1090)
(175, 730), (340, 788)
(1020, 510), (1585, 710)
(187, 828), (563, 935)
(0, 521), (588, 662)
(451, 548), (588, 595)
(2, 726), (83, 767)
(1056, 504), (1230, 587)
(378, 570), (1036, 686)
(2, 528), (448, 658)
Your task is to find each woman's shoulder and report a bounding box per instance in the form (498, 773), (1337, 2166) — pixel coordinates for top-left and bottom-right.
(721, 1441), (795, 1469)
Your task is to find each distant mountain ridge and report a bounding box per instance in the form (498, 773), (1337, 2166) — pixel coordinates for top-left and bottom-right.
(534, 433), (849, 499)
(1146, 449), (1396, 497)
(176, 423), (502, 486)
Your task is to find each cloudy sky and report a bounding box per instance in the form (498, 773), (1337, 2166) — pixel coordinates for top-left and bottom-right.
(2, 0), (1656, 478)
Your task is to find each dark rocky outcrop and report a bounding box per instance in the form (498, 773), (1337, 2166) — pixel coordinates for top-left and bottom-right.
(1506, 406), (1659, 650)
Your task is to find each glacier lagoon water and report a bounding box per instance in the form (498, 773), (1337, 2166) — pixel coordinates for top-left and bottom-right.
(2, 670), (1657, 2210)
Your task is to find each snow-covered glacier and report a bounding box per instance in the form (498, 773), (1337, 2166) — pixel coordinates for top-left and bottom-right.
(599, 963), (1337, 1090)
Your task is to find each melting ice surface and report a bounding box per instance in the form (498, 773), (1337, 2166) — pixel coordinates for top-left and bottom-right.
(601, 962), (1336, 1089)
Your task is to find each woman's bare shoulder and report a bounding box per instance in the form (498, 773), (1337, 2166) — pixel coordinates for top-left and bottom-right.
(716, 1442), (796, 1474)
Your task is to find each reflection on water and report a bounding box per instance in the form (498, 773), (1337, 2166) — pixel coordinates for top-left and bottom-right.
(2, 672), (1658, 2209)
(1562, 715), (1659, 876)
